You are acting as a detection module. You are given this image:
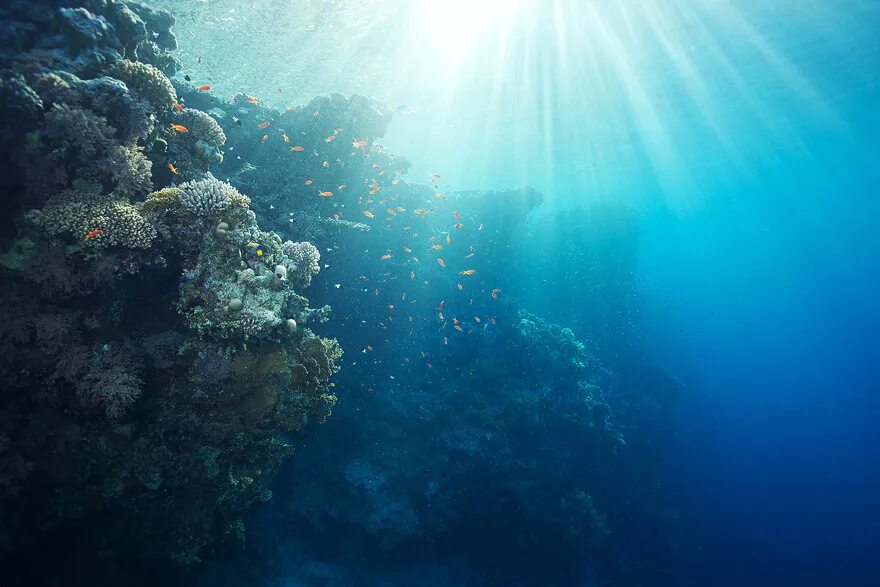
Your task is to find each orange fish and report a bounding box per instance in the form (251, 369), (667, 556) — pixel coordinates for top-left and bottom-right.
(491, 288), (501, 299)
(386, 208), (396, 216)
(414, 209), (426, 216)
(246, 95), (259, 104)
(460, 269), (476, 276)
(380, 254), (393, 261)
(84, 229), (103, 241)
(454, 324), (463, 332)
(322, 161), (330, 168)
(167, 162), (178, 174)
(304, 179), (313, 185)
(475, 317), (481, 323)
(363, 210), (375, 218)
(437, 258), (446, 268)
(453, 211), (462, 221)
(172, 102), (184, 112)
(169, 124), (188, 133)
(352, 139), (367, 149)
(403, 247), (412, 253)
(435, 194), (446, 200)
(258, 121), (271, 129)
(291, 145), (304, 152)
(325, 134), (336, 143)
(261, 134), (269, 142)
(197, 84), (211, 92)
(446, 234), (452, 245)
(282, 133), (290, 142)
(319, 191), (333, 197)
(490, 317), (497, 325)
(431, 244), (443, 250)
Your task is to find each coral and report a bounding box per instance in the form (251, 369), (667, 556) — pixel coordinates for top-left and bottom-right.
(141, 187), (181, 213)
(178, 174), (239, 217)
(106, 145), (153, 196)
(76, 343), (145, 421)
(36, 186), (156, 250)
(177, 108), (226, 147)
(319, 216), (371, 232)
(107, 58), (176, 110)
(281, 240), (321, 288)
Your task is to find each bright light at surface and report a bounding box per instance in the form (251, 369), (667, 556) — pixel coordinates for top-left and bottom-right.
(146, 0), (877, 211)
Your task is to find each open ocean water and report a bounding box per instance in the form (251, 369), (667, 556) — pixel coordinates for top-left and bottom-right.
(1, 1), (878, 585)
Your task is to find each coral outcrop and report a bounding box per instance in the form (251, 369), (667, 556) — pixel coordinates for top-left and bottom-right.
(0, 0), (340, 573)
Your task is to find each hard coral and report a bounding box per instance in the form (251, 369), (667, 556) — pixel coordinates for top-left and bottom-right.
(36, 186), (156, 250)
(281, 240), (321, 288)
(177, 174), (239, 217)
(107, 58), (176, 110)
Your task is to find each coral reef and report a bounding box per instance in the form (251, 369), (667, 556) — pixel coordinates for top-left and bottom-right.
(0, 0), (340, 574)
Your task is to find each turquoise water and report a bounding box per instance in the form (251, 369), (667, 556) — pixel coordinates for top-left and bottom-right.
(1, 0), (878, 584)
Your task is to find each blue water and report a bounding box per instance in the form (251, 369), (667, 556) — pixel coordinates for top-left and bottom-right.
(2, 0), (879, 584)
(149, 0), (880, 582)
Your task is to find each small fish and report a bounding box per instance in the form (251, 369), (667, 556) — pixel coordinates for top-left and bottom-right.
(491, 288), (501, 299)
(403, 247), (412, 253)
(169, 124), (189, 133)
(282, 133), (290, 142)
(453, 211), (462, 221)
(457, 283), (463, 291)
(478, 223), (484, 230)
(278, 87), (283, 94)
(363, 210), (374, 218)
(319, 191), (333, 197)
(197, 55), (202, 64)
(304, 179), (313, 185)
(454, 324), (463, 332)
(338, 184), (347, 190)
(431, 244), (443, 250)
(386, 208), (396, 216)
(232, 116), (241, 125)
(446, 234), (452, 245)
(325, 134), (336, 143)
(246, 95), (259, 104)
(460, 269), (476, 276)
(380, 254), (393, 261)
(474, 317), (481, 323)
(172, 102), (184, 112)
(454, 223), (464, 230)
(322, 161), (330, 168)
(286, 106), (298, 112)
(410, 271), (415, 280)
(313, 111), (320, 117)
(435, 194), (446, 200)
(291, 145), (305, 152)
(261, 134), (269, 142)
(352, 139), (367, 149)
(84, 229), (103, 241)
(197, 84), (211, 92)
(167, 162), (178, 174)
(258, 121), (271, 129)
(437, 258), (446, 268)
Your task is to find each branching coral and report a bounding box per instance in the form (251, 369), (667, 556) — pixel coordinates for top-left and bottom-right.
(281, 240), (321, 287)
(178, 174), (240, 217)
(35, 186), (156, 250)
(107, 58), (176, 110)
(76, 343), (145, 421)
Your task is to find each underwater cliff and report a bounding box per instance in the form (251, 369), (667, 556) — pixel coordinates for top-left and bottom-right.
(0, 2), (680, 585)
